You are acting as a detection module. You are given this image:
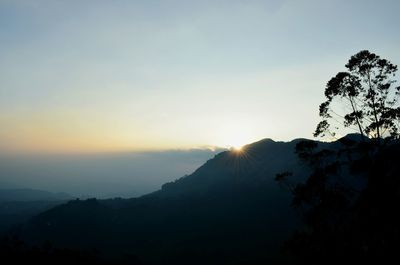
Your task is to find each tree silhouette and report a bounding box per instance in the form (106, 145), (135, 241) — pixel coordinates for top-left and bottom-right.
(315, 50), (400, 141)
(277, 50), (400, 264)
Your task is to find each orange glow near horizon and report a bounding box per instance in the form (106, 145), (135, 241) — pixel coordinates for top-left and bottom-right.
(0, 110), (268, 154)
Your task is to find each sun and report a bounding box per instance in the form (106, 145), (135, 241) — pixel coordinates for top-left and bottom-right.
(227, 133), (253, 151)
(232, 145), (243, 151)
(213, 122), (259, 152)
(230, 145), (243, 153)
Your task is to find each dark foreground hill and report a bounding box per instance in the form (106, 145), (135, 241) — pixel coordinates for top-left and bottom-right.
(10, 138), (337, 264)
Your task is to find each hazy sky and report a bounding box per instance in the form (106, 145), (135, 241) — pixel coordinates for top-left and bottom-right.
(1, 0), (399, 153)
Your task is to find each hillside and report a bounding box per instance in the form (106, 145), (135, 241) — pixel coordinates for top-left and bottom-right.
(17, 137), (334, 264)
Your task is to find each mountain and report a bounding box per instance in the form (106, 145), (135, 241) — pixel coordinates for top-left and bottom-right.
(156, 138), (314, 197)
(16, 137), (336, 264)
(0, 189), (72, 202)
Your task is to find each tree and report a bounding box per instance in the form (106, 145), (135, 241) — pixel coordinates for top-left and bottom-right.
(276, 51), (400, 264)
(314, 50), (400, 141)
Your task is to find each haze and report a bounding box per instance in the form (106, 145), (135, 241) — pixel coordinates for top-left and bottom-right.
(0, 148), (224, 198)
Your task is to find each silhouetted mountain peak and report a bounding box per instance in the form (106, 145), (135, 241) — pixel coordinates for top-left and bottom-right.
(156, 137), (310, 198)
(339, 133), (367, 142)
(157, 134), (373, 198)
(18, 134), (377, 264)
(243, 138), (275, 147)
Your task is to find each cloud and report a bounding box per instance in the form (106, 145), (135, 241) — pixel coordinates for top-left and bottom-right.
(0, 147), (226, 198)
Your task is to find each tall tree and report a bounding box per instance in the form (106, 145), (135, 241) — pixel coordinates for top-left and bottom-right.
(315, 50), (400, 140)
(276, 51), (400, 264)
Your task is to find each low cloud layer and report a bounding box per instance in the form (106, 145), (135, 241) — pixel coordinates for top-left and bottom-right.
(0, 148), (225, 198)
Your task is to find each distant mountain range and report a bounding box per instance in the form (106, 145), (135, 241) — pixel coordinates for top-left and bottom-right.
(0, 148), (225, 199)
(15, 137), (354, 264)
(0, 189), (72, 202)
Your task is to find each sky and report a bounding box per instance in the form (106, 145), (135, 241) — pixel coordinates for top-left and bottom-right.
(1, 0), (400, 154)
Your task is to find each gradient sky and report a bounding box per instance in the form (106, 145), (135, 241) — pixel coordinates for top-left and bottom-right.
(1, 0), (399, 153)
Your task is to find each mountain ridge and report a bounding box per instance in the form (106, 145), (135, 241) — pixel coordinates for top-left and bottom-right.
(15, 136), (363, 264)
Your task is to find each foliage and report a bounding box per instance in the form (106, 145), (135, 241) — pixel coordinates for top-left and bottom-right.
(277, 51), (400, 264)
(315, 50), (400, 140)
